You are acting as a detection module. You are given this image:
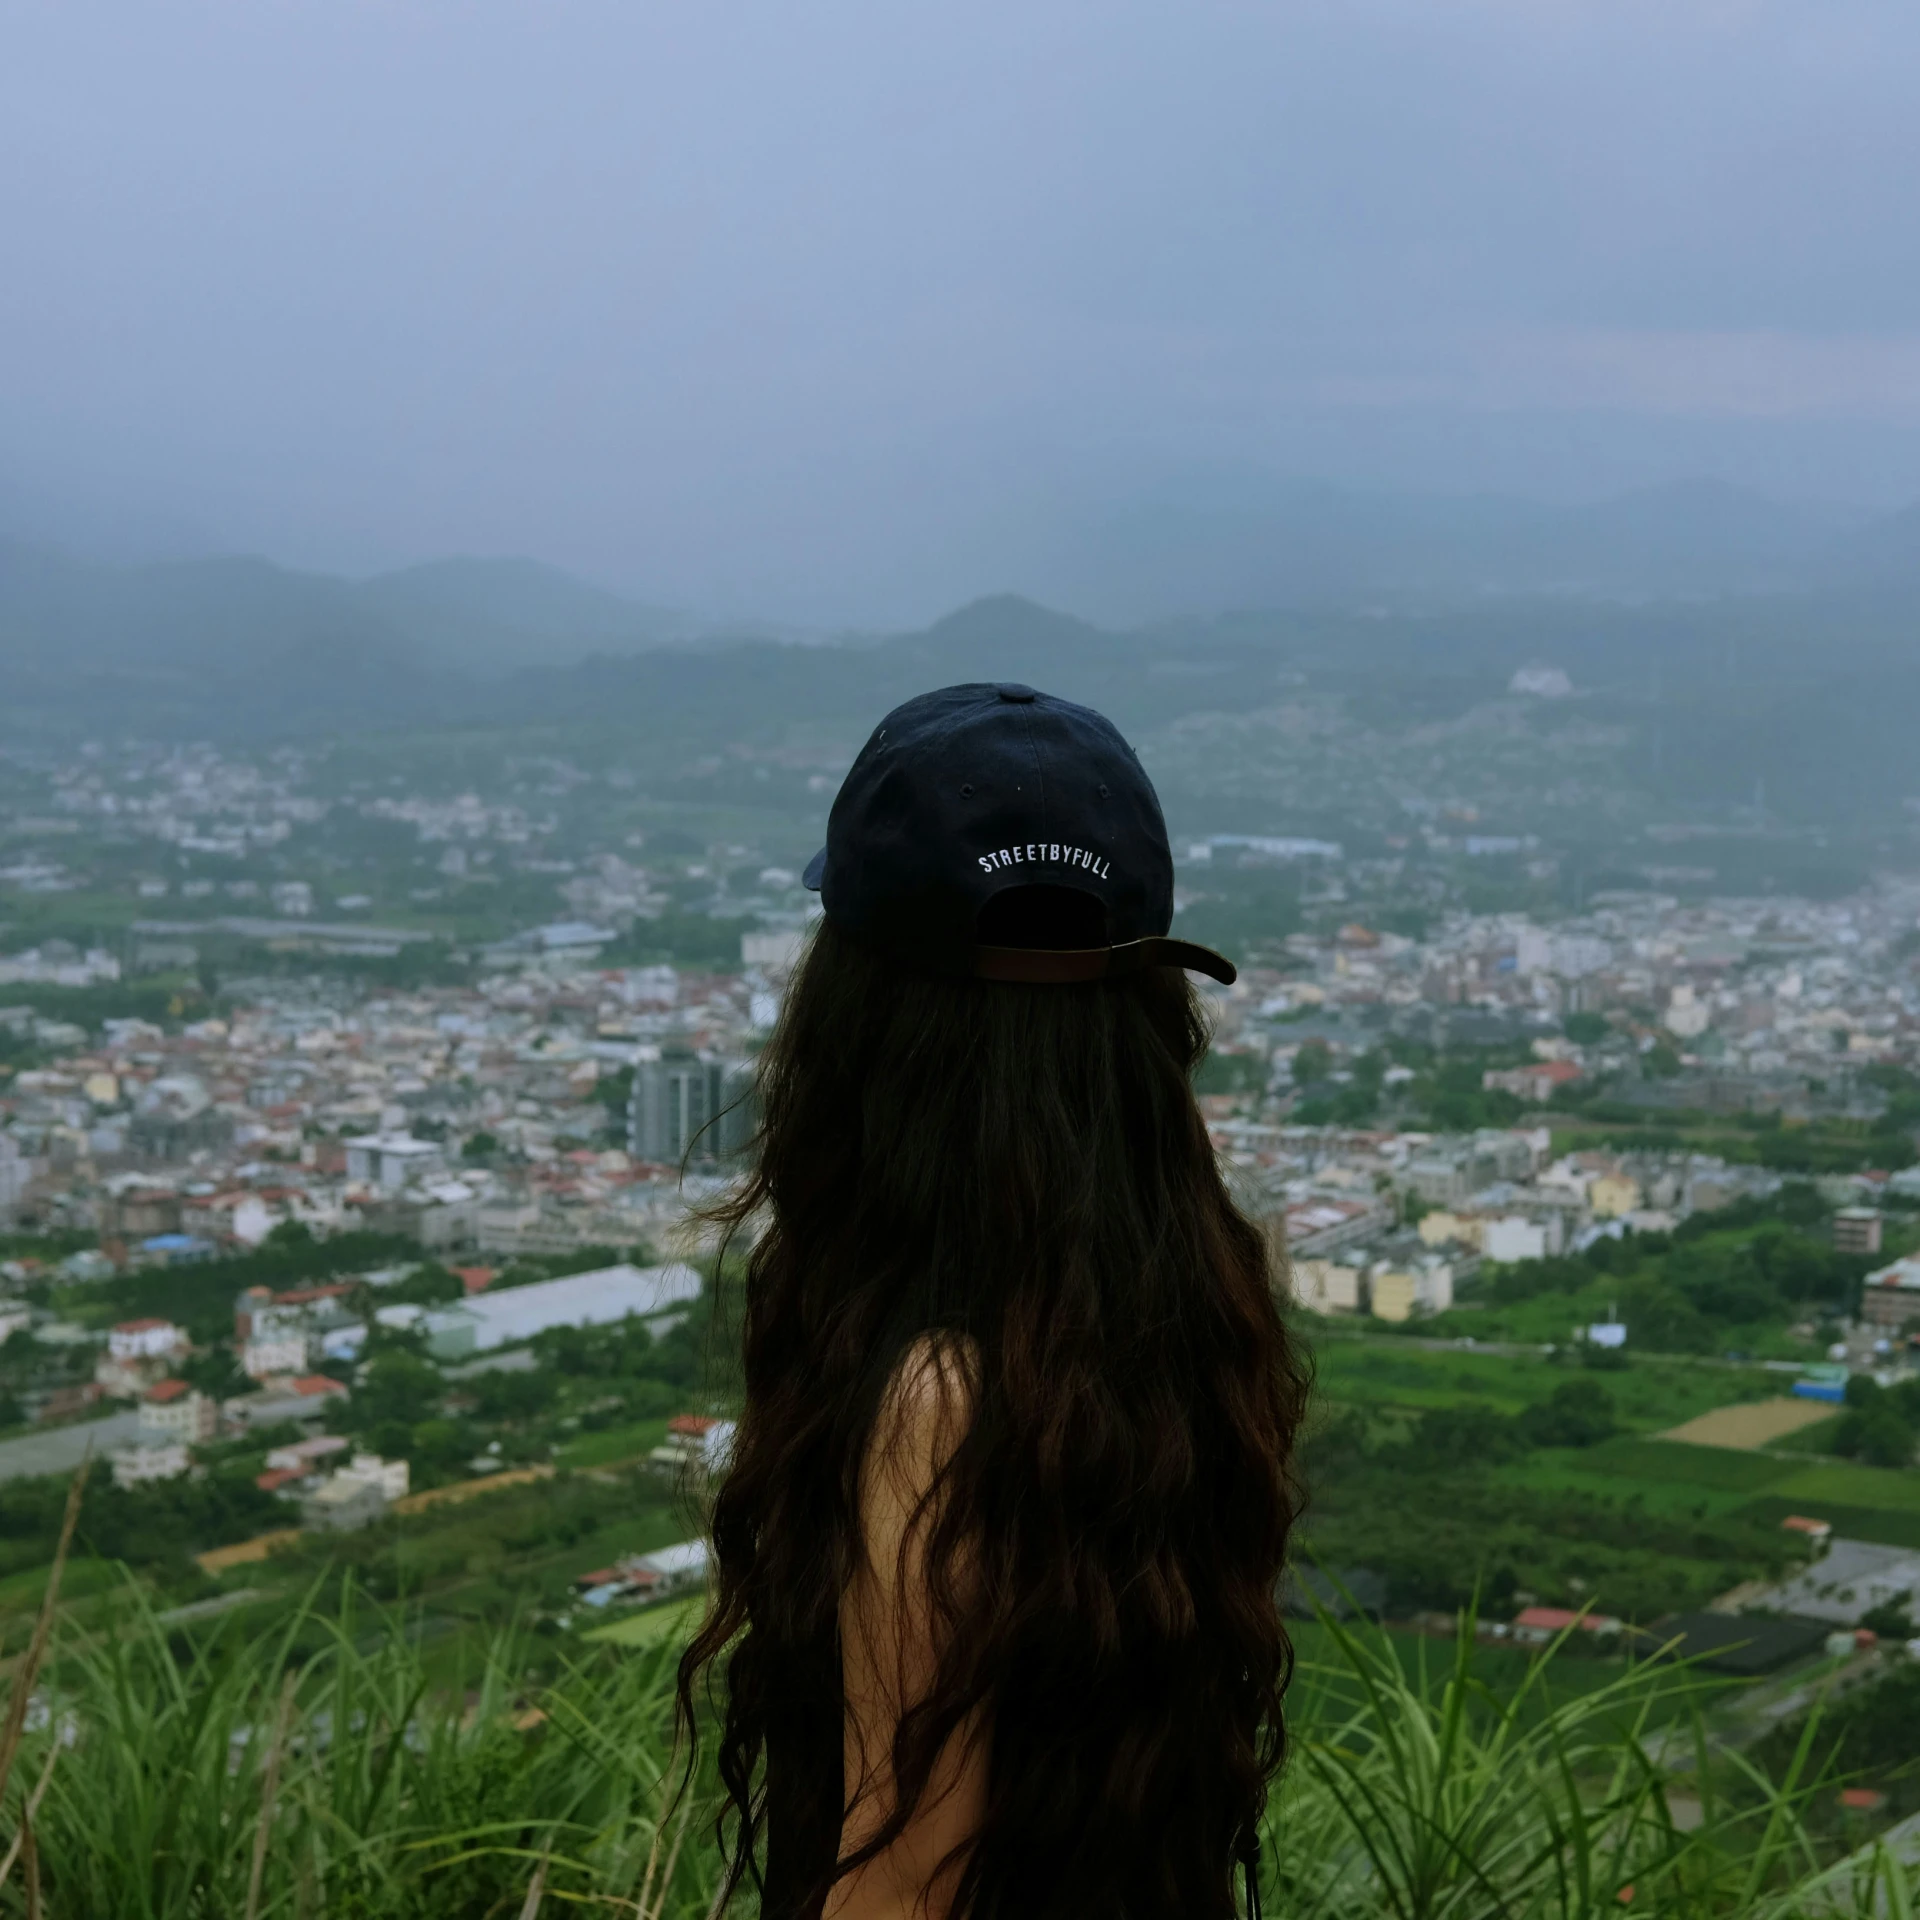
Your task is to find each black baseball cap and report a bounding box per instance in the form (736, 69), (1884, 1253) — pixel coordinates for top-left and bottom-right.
(802, 682), (1235, 985)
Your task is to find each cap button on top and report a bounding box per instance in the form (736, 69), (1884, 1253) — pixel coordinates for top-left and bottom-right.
(995, 683), (1037, 703)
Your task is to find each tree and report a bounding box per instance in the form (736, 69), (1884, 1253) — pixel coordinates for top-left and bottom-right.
(1834, 1379), (1917, 1469)
(1518, 1380), (1617, 1449)
(1291, 1040), (1333, 1088)
(1860, 1597), (1913, 1642)
(179, 1347), (250, 1400)
(385, 1263), (465, 1308)
(344, 1352), (446, 1433)
(1400, 1404), (1525, 1471)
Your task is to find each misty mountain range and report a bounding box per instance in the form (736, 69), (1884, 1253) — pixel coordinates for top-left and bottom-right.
(3, 479), (1920, 810)
(5, 475), (1920, 682)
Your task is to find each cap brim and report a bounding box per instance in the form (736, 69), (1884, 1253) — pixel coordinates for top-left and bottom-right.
(802, 848), (827, 891)
(973, 936), (1236, 987)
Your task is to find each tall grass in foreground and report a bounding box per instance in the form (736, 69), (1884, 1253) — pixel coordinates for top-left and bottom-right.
(0, 1574), (1913, 1916)
(1271, 1613), (1917, 1920)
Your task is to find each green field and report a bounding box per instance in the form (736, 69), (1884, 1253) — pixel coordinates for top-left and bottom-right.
(1764, 1411), (1845, 1453)
(1301, 1334), (1920, 1618)
(556, 1415), (673, 1470)
(1311, 1335), (1780, 1436)
(584, 1591), (706, 1648)
(1499, 1427), (1920, 1517)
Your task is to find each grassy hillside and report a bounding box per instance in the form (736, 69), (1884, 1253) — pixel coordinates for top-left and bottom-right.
(0, 1572), (1908, 1917)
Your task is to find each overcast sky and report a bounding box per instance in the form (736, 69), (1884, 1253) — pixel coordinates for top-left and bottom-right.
(5, 0), (1920, 622)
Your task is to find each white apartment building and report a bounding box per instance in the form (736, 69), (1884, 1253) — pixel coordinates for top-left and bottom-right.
(108, 1318), (185, 1363)
(1483, 1216), (1552, 1265)
(265, 1434), (350, 1475)
(139, 1381), (217, 1442)
(345, 1133), (446, 1190)
(336, 1452), (409, 1500)
(111, 1438), (191, 1488)
(242, 1333), (312, 1379)
(1290, 1258), (1367, 1314)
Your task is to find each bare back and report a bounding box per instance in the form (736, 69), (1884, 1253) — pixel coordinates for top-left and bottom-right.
(829, 1334), (987, 1920)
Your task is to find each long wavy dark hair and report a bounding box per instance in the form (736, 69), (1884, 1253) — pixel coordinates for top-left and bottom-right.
(675, 917), (1309, 1920)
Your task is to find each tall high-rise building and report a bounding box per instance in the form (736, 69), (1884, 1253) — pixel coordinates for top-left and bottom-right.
(628, 1050), (756, 1165)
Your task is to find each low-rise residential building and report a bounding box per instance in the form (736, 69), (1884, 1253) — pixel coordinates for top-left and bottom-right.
(139, 1379), (217, 1442)
(1290, 1258), (1367, 1314)
(1282, 1194), (1392, 1258)
(302, 1474), (387, 1531)
(419, 1260), (702, 1360)
(224, 1373), (350, 1430)
(345, 1133), (446, 1190)
(1369, 1259), (1454, 1323)
(1482, 1216), (1552, 1265)
(632, 1539), (710, 1595)
(1833, 1208), (1884, 1257)
(108, 1317), (185, 1363)
(36, 1382), (105, 1424)
(1482, 1061), (1583, 1103)
(646, 1414), (737, 1476)
(111, 1437), (191, 1487)
(300, 1453), (409, 1531)
(1862, 1255), (1920, 1332)
(1417, 1210), (1483, 1252)
(241, 1333), (311, 1378)
(1511, 1606), (1623, 1646)
(1588, 1173), (1642, 1220)
(265, 1434), (350, 1475)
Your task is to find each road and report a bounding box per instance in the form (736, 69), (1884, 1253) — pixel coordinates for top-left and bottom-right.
(442, 1347), (539, 1379)
(0, 1411), (140, 1483)
(1322, 1328), (1808, 1373)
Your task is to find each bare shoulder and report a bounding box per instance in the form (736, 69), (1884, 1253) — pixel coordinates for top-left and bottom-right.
(876, 1333), (978, 1453)
(864, 1332), (980, 1515)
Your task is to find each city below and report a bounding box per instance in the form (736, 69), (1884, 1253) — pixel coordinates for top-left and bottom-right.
(3, 669), (1920, 1877)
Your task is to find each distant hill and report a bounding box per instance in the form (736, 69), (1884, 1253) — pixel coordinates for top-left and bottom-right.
(0, 541), (705, 736)
(5, 486), (1920, 816)
(0, 542), (435, 737)
(355, 557), (697, 673)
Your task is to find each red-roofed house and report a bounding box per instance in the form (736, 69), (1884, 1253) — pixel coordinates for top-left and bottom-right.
(649, 1413), (738, 1477)
(223, 1371), (352, 1432)
(291, 1375), (349, 1401)
(1512, 1605), (1623, 1645)
(1781, 1515), (1833, 1551)
(139, 1379), (216, 1443)
(1482, 1060), (1585, 1103)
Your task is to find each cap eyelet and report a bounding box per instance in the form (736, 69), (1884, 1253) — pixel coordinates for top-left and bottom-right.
(961, 783), (974, 797)
(1098, 783), (1110, 799)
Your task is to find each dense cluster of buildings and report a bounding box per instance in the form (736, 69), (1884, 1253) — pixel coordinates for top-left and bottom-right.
(0, 951), (776, 1260)
(1199, 878), (1920, 1123)
(61, 1253), (699, 1506)
(0, 851), (1917, 1493)
(1217, 1116), (1794, 1328)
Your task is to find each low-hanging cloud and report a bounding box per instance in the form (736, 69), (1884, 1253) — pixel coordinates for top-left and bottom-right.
(3, 0), (1918, 622)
